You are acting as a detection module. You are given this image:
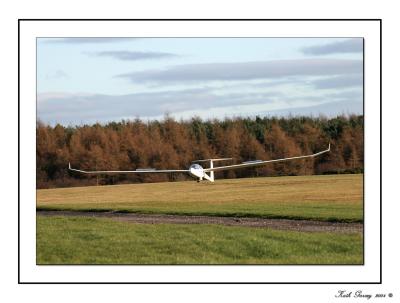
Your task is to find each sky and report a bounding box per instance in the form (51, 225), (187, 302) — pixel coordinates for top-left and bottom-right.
(37, 37), (363, 125)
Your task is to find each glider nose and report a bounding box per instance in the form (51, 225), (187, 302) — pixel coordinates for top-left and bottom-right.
(189, 164), (204, 178)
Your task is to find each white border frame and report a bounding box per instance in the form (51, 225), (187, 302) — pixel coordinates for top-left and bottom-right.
(19, 20), (381, 283)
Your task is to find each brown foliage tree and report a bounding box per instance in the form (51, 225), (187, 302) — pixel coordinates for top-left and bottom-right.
(36, 115), (364, 188)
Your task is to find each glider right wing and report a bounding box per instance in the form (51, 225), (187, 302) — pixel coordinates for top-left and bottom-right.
(68, 163), (189, 174)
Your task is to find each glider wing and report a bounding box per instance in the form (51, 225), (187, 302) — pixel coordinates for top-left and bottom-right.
(68, 163), (189, 174)
(204, 144), (330, 173)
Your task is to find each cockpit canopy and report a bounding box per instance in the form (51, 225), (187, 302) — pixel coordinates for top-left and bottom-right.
(190, 163), (203, 170)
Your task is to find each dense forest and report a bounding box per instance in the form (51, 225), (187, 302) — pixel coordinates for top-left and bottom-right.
(36, 115), (363, 189)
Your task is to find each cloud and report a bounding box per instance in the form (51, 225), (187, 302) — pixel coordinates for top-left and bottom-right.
(88, 50), (178, 61)
(262, 99), (362, 118)
(44, 70), (69, 80)
(312, 74), (363, 89)
(116, 59), (362, 84)
(44, 38), (138, 44)
(301, 39), (363, 55)
(37, 87), (292, 125)
(37, 92), (95, 102)
(324, 89), (363, 102)
(38, 88), (274, 122)
(37, 84), (362, 125)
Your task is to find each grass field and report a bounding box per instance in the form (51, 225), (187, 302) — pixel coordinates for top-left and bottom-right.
(36, 174), (363, 264)
(37, 216), (363, 264)
(37, 174), (363, 222)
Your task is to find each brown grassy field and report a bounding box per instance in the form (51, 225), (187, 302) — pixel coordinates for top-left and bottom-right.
(37, 174), (363, 222)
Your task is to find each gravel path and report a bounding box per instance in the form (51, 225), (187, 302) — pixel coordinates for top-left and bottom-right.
(37, 210), (362, 233)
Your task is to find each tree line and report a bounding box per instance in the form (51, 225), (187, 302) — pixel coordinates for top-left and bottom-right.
(36, 115), (363, 188)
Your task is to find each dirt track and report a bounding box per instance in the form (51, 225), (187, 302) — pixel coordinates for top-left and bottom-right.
(37, 210), (363, 233)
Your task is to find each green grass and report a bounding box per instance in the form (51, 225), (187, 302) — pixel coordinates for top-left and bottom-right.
(37, 216), (363, 265)
(37, 174), (363, 222)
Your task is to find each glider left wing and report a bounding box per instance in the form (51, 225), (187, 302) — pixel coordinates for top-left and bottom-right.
(204, 144), (330, 173)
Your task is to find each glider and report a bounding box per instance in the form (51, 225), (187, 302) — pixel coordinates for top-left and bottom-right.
(69, 143), (330, 182)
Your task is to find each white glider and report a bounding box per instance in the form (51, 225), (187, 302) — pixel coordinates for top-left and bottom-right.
(69, 143), (330, 182)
